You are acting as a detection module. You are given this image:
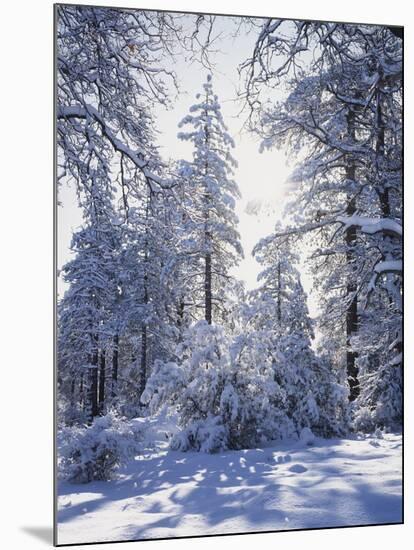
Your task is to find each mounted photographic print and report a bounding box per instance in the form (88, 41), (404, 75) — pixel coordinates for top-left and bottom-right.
(54, 3), (403, 546)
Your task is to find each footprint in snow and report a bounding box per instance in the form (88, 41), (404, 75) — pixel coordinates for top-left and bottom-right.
(288, 464), (308, 474)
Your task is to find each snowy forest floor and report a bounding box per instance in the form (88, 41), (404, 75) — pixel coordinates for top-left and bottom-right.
(57, 430), (402, 545)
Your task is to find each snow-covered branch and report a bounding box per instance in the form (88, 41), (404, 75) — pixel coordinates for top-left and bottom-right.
(57, 104), (169, 190)
(336, 215), (402, 239)
(374, 259), (402, 275)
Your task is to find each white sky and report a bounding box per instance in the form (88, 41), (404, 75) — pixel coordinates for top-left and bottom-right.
(57, 14), (319, 317)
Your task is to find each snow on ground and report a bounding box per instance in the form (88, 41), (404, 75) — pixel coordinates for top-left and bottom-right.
(57, 432), (402, 545)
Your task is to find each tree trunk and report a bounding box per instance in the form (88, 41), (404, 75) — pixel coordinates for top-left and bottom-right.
(111, 333), (119, 399)
(205, 250), (212, 324)
(88, 338), (99, 422)
(345, 211), (359, 402)
(277, 261), (281, 323)
(202, 88), (213, 326)
(98, 349), (105, 414)
(139, 322), (147, 399)
(139, 199), (150, 402)
(376, 95), (390, 218)
(79, 373), (84, 411)
(70, 378), (76, 409)
(177, 300), (185, 327)
(345, 109), (360, 402)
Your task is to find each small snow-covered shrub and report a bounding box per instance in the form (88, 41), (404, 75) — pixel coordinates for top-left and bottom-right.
(353, 405), (376, 433)
(351, 355), (402, 434)
(299, 427), (315, 446)
(141, 360), (187, 412)
(170, 415), (228, 453)
(354, 361), (402, 432)
(58, 411), (143, 483)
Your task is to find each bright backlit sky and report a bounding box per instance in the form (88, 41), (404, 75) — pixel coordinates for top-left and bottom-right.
(57, 13), (318, 316)
(154, 22), (292, 289)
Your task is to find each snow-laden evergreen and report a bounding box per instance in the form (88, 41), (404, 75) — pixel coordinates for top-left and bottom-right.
(58, 167), (121, 423)
(177, 75), (243, 324)
(251, 224), (349, 437)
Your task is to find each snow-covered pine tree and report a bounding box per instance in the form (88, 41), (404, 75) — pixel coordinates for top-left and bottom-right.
(140, 77), (248, 450)
(252, 224), (313, 336)
(177, 75), (243, 325)
(117, 183), (183, 416)
(251, 226), (348, 436)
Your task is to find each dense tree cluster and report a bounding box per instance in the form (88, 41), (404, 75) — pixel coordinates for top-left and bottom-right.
(243, 20), (402, 429)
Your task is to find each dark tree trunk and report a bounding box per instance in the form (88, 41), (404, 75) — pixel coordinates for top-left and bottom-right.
(177, 300), (185, 327)
(205, 251), (212, 324)
(203, 94), (213, 326)
(346, 110), (360, 402)
(88, 339), (99, 422)
(79, 373), (84, 410)
(376, 96), (391, 218)
(111, 334), (119, 399)
(379, 188), (390, 217)
(139, 199), (150, 402)
(277, 261), (281, 323)
(345, 218), (359, 401)
(139, 322), (147, 399)
(98, 349), (106, 414)
(70, 378), (76, 408)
